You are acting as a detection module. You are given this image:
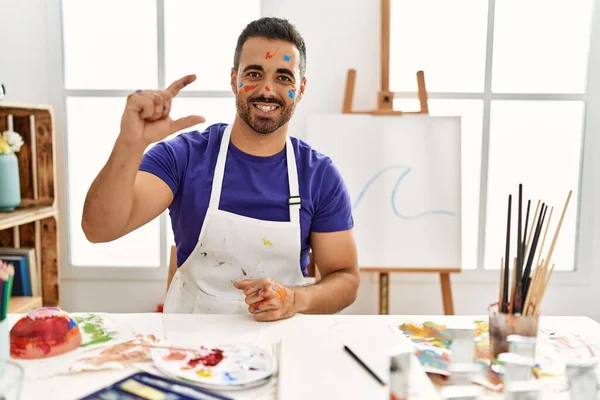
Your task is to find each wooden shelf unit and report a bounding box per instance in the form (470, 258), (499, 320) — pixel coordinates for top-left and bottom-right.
(0, 104), (60, 310)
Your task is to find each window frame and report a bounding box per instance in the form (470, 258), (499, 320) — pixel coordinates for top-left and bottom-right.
(54, 0), (259, 281)
(389, 0), (596, 285)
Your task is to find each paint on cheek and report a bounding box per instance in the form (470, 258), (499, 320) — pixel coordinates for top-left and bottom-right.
(240, 84), (258, 93)
(283, 54), (291, 61)
(239, 82), (244, 88)
(288, 89), (296, 99)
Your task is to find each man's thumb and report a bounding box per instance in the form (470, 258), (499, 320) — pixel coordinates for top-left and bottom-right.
(171, 115), (205, 133)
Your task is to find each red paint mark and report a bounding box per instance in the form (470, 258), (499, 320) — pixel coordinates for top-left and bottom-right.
(188, 348), (224, 367)
(239, 84), (257, 93)
(265, 86), (270, 92)
(163, 351), (187, 361)
(265, 49), (279, 60)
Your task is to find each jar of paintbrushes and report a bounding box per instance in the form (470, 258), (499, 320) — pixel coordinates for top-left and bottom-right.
(489, 184), (572, 360)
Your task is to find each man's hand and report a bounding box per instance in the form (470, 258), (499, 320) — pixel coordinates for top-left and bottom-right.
(119, 74), (205, 148)
(233, 278), (296, 322)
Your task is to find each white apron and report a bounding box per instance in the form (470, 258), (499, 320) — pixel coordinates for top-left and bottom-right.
(163, 124), (309, 314)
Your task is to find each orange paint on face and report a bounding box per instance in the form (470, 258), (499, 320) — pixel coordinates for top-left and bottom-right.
(265, 49), (279, 60)
(239, 84), (258, 93)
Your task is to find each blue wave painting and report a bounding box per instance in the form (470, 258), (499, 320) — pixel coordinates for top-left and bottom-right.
(352, 165), (457, 220)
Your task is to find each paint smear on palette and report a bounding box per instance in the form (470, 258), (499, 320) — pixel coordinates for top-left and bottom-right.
(163, 351), (187, 361)
(283, 54), (291, 61)
(241, 268), (247, 276)
(288, 89), (296, 99)
(265, 49), (278, 60)
(188, 348), (224, 367)
(152, 343), (276, 387)
(262, 238), (272, 246)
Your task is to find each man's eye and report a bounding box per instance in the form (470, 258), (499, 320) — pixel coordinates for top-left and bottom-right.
(248, 72), (260, 78)
(279, 76), (292, 82)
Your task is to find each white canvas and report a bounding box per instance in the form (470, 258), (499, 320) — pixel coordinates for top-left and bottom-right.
(305, 114), (462, 269)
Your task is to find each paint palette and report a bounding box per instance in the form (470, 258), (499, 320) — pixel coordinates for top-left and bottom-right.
(151, 343), (277, 390)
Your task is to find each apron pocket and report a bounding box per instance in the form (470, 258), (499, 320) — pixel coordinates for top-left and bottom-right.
(191, 286), (249, 315)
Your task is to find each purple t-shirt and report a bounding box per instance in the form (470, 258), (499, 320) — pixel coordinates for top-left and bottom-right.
(139, 123), (353, 276)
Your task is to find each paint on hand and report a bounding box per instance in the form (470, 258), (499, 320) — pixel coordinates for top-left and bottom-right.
(254, 306), (260, 312)
(239, 84), (258, 93)
(283, 54), (291, 61)
(265, 85), (270, 92)
(274, 284), (286, 308)
(265, 49), (279, 60)
(288, 89), (296, 99)
(262, 237), (273, 247)
(241, 268), (247, 276)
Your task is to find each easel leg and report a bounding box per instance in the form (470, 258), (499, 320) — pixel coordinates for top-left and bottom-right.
(440, 273), (454, 315)
(379, 272), (390, 315)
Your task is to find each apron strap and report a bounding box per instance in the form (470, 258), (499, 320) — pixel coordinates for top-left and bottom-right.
(209, 124), (301, 227)
(285, 136), (301, 226)
(208, 124), (232, 211)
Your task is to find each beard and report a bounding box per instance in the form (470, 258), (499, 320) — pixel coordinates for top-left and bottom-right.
(236, 94), (295, 135)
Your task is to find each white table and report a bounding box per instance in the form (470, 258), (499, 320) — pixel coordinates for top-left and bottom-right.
(4, 313), (600, 400)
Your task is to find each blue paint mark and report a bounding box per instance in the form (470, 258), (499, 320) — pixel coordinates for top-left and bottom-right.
(224, 372), (237, 382)
(283, 54), (291, 61)
(352, 165), (456, 219)
(288, 89), (296, 99)
(239, 82), (244, 88)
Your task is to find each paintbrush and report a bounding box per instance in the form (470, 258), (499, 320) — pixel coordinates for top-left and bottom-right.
(502, 194), (512, 313)
(519, 204), (547, 312)
(344, 345), (386, 386)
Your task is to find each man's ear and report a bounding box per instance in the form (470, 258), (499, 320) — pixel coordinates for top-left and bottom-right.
(230, 68), (238, 95)
(297, 76), (307, 101)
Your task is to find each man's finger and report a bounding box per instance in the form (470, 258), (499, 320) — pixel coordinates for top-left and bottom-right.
(254, 309), (283, 322)
(232, 279), (258, 290)
(251, 298), (280, 314)
(244, 287), (269, 305)
(147, 92), (166, 121)
(170, 115), (205, 133)
(126, 93), (155, 119)
(167, 74), (196, 97)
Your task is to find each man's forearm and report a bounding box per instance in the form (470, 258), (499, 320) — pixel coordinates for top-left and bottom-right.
(292, 269), (359, 314)
(81, 138), (146, 242)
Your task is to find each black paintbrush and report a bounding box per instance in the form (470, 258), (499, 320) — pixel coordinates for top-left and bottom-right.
(502, 194), (512, 313)
(520, 204), (548, 309)
(513, 184), (524, 314)
(522, 199), (531, 261)
(344, 345), (386, 386)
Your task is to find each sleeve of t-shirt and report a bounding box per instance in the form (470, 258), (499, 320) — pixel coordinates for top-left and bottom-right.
(311, 160), (355, 232)
(138, 139), (187, 197)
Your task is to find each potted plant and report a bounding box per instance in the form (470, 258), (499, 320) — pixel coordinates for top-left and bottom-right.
(0, 129), (24, 211)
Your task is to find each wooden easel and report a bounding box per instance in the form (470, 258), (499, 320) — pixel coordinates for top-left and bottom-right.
(341, 0), (460, 315)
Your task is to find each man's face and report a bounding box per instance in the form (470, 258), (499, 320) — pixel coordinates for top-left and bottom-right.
(231, 37), (306, 135)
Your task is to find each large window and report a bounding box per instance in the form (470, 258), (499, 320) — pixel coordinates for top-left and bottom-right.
(391, 0), (594, 271)
(61, 0), (260, 270)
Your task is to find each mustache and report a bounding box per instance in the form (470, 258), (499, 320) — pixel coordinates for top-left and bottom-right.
(249, 96), (284, 107)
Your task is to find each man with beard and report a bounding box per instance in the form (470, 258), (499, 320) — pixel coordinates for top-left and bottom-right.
(82, 17), (359, 321)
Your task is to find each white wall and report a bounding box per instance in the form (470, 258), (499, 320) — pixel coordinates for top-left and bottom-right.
(1, 0), (598, 318)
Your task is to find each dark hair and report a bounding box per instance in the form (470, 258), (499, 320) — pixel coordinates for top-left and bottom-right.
(233, 17), (307, 77)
